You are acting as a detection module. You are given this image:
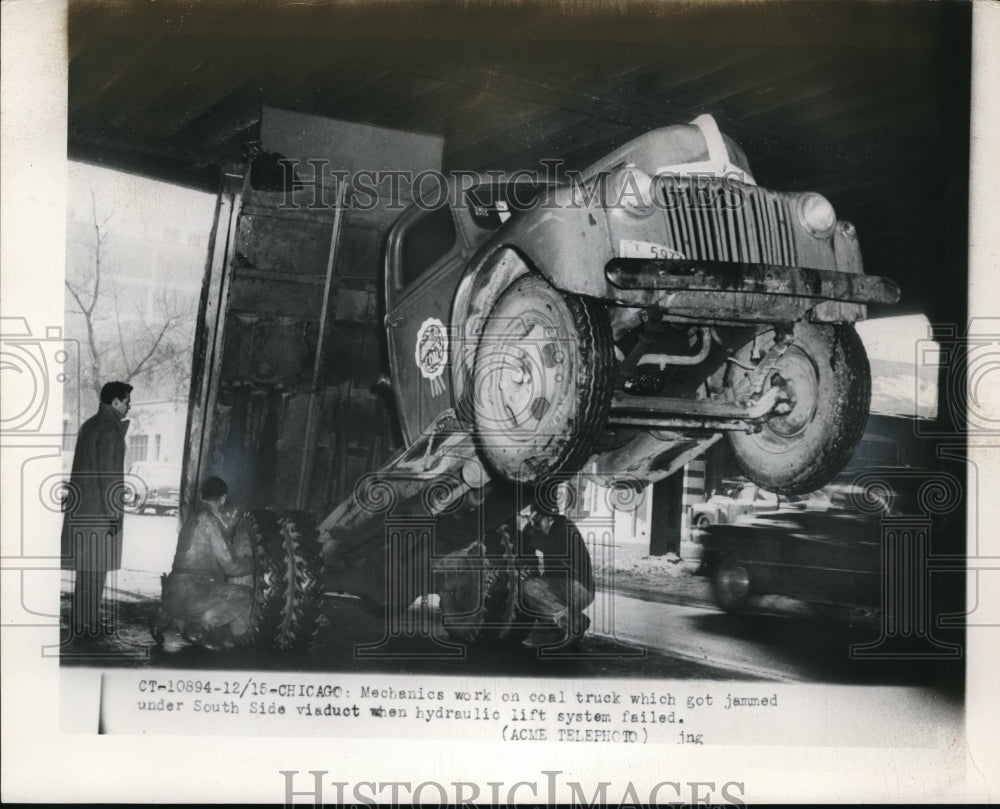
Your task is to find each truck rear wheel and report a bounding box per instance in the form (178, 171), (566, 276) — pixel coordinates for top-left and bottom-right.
(230, 510), (324, 652)
(472, 274), (613, 483)
(439, 564), (530, 645)
(726, 322), (870, 495)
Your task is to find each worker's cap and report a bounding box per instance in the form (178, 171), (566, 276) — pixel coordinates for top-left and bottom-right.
(200, 476), (228, 499)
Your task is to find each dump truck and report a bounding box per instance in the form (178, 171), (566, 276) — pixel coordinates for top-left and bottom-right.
(179, 108), (898, 651)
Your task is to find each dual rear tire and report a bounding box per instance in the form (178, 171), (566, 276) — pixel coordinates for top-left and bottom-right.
(230, 510), (324, 652)
(438, 563), (531, 645)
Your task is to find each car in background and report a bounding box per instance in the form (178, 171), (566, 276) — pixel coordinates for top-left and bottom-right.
(689, 481), (827, 528)
(690, 467), (960, 615)
(683, 481), (828, 569)
(124, 462), (182, 515)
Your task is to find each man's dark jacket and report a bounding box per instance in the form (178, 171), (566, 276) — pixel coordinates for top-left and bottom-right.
(520, 514), (594, 594)
(61, 403), (128, 572)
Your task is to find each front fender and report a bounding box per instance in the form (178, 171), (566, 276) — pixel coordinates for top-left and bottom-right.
(449, 202), (617, 417)
(449, 245), (533, 415)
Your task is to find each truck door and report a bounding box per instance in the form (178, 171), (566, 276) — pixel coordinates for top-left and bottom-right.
(383, 203), (468, 445)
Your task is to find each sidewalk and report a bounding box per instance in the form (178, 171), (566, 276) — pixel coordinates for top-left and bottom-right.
(591, 545), (716, 608)
(60, 568), (162, 603)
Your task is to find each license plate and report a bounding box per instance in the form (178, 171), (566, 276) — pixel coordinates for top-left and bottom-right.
(619, 239), (686, 260)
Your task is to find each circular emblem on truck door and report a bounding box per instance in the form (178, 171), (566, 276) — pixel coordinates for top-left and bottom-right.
(415, 317), (448, 394)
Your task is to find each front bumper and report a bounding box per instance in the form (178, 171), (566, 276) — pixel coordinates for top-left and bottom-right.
(605, 258), (900, 323)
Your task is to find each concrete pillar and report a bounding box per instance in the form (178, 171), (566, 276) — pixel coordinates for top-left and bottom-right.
(680, 458), (707, 541)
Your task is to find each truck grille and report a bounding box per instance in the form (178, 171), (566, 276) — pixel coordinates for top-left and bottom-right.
(656, 177), (798, 267)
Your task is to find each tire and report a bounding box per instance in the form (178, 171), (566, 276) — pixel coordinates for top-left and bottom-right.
(123, 474), (148, 514)
(725, 322), (870, 495)
(692, 513), (711, 528)
(472, 274), (614, 483)
(274, 511), (325, 651)
(712, 557), (752, 613)
(123, 493), (145, 515)
(439, 563), (530, 645)
(230, 510), (324, 652)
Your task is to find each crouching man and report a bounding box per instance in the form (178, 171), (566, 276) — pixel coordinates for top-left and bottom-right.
(518, 505), (595, 648)
(155, 477), (252, 652)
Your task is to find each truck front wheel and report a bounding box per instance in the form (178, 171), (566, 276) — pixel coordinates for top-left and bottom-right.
(472, 274), (614, 483)
(726, 322), (870, 495)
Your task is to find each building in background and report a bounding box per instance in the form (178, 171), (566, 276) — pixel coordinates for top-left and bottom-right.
(122, 398), (189, 468)
(61, 162), (214, 469)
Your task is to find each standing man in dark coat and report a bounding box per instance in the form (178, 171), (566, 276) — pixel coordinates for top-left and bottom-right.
(62, 381), (132, 639)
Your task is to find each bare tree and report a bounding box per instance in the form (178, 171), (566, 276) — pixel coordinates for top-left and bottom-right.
(65, 192), (198, 408)
(64, 191), (112, 401)
(110, 282), (197, 400)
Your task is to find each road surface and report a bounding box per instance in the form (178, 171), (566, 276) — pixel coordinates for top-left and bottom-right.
(58, 515), (963, 693)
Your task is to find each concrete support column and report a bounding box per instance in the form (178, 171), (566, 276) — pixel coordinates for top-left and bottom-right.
(680, 458), (707, 541)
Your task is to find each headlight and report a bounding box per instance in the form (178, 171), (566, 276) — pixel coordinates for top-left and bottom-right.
(797, 192), (837, 238)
